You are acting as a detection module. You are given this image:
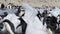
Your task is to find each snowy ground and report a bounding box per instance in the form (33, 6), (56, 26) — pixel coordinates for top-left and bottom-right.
(0, 3), (60, 34)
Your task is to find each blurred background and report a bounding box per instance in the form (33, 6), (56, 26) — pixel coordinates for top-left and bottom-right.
(0, 0), (60, 7)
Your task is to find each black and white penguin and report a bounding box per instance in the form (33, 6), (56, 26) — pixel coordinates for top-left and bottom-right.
(15, 6), (27, 34)
(0, 3), (4, 9)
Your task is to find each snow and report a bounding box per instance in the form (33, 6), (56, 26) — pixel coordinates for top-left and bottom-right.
(0, 8), (18, 33)
(3, 3), (52, 34)
(25, 16), (48, 34)
(0, 3), (60, 34)
(21, 3), (48, 34)
(0, 8), (18, 15)
(3, 14), (22, 33)
(21, 3), (38, 23)
(49, 7), (60, 17)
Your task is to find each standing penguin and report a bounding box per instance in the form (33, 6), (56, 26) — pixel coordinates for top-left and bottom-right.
(0, 3), (4, 9)
(15, 6), (27, 34)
